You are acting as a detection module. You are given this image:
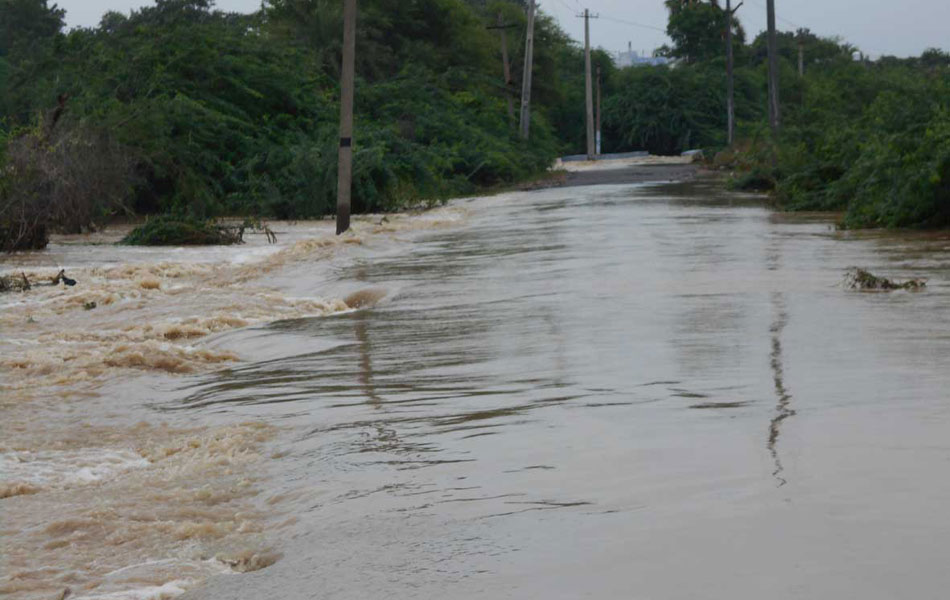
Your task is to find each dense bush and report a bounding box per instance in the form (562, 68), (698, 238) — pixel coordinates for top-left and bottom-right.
(637, 1), (950, 228)
(0, 114), (133, 249)
(121, 215), (243, 245)
(740, 58), (950, 228)
(0, 0), (570, 248)
(604, 64), (731, 155)
(3, 0), (948, 240)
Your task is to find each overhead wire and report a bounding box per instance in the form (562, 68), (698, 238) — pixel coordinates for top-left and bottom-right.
(554, 0), (577, 15)
(544, 1), (905, 57)
(597, 14), (667, 34)
(744, 0), (803, 30)
(742, 1), (902, 58)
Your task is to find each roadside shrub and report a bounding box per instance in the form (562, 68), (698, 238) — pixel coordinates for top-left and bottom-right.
(1, 0), (562, 231)
(121, 215), (244, 246)
(729, 54), (950, 227)
(1, 113), (133, 250)
(603, 64), (739, 155)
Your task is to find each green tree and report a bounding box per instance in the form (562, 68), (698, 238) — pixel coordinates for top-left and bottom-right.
(0, 0), (65, 56)
(661, 0), (741, 64)
(2, 0), (564, 236)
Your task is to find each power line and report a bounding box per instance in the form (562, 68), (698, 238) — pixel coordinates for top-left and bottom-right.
(598, 14), (666, 34)
(745, 0), (802, 29)
(743, 2), (902, 57)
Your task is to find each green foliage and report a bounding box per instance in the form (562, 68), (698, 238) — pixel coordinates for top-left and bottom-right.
(121, 215), (243, 245)
(748, 28), (854, 70)
(920, 48), (950, 70)
(600, 1), (763, 157)
(836, 106), (950, 228)
(604, 64), (733, 155)
(1, 0), (563, 226)
(661, 0), (743, 65)
(763, 61), (950, 227)
(643, 1), (950, 228)
(5, 0), (947, 231)
(0, 0), (65, 56)
(1, 117), (134, 250)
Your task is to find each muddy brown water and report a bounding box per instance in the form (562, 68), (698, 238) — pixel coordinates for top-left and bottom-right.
(2, 179), (950, 599)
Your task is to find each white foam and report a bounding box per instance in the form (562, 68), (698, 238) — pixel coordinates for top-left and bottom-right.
(71, 558), (234, 600)
(230, 245), (285, 265)
(72, 579), (193, 600)
(0, 448), (149, 487)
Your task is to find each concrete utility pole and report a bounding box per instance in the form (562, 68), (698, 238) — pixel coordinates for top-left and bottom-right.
(519, 0), (537, 139)
(488, 13), (516, 126)
(725, 0), (743, 145)
(595, 65), (602, 155)
(581, 9), (597, 160)
(766, 0), (780, 136)
(336, 0), (357, 235)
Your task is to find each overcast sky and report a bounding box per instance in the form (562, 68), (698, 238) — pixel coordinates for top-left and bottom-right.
(55, 0), (948, 58)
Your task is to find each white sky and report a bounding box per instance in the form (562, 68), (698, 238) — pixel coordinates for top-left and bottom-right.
(55, 0), (949, 58)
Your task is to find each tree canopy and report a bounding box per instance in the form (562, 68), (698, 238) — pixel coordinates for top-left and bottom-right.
(608, 0), (950, 228)
(1, 0), (948, 245)
(1, 0), (578, 235)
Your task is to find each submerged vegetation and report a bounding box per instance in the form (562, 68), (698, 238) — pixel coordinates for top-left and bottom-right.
(121, 216), (242, 246)
(120, 215), (277, 246)
(0, 0), (948, 250)
(843, 267), (928, 291)
(0, 268), (76, 292)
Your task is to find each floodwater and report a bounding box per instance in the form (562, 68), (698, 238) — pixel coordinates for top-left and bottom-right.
(2, 177), (950, 599)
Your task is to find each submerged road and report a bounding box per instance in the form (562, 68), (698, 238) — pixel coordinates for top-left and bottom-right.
(181, 177), (950, 599)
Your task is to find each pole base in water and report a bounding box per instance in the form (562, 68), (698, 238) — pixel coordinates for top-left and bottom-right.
(336, 209), (350, 235)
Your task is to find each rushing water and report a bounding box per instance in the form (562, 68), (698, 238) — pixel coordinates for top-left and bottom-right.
(3, 178), (950, 599)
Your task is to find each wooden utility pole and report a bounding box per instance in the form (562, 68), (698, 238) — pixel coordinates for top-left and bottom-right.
(595, 65), (602, 155)
(766, 0), (780, 136)
(488, 13), (516, 126)
(519, 0), (537, 139)
(336, 0), (357, 235)
(725, 0), (742, 145)
(582, 9), (596, 160)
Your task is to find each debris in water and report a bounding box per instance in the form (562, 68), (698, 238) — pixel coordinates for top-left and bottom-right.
(83, 301), (97, 310)
(121, 216), (278, 246)
(1, 269), (78, 292)
(0, 272), (31, 292)
(56, 269), (77, 286)
(844, 267), (927, 291)
(122, 216), (245, 246)
(344, 287), (388, 309)
(217, 549), (282, 573)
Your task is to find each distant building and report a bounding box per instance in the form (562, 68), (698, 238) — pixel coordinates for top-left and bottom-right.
(616, 42), (669, 68)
